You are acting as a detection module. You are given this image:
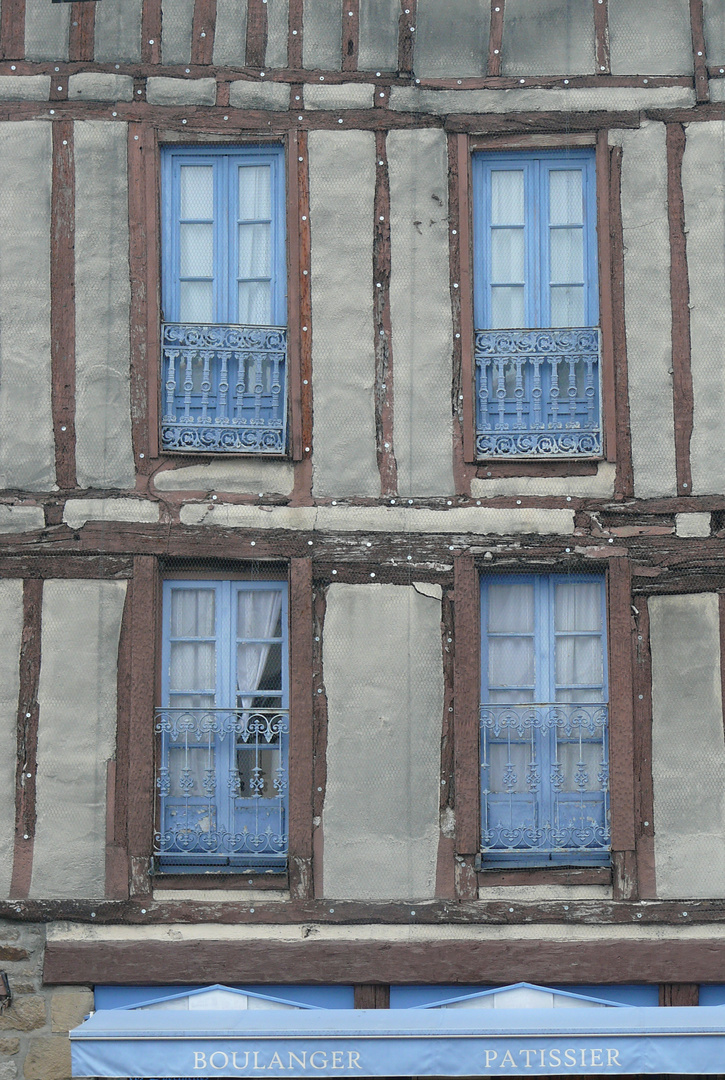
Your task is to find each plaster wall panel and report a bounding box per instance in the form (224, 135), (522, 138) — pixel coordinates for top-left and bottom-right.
(322, 584), (443, 900)
(24, 0), (69, 61)
(609, 0), (693, 75)
(213, 0), (248, 66)
(413, 0), (488, 78)
(265, 0), (289, 69)
(161, 0), (195, 64)
(650, 593), (725, 898)
(389, 85), (695, 113)
(94, 0), (143, 63)
(704, 0), (725, 66)
(619, 122), (677, 498)
(682, 120), (725, 495)
(147, 77), (217, 105)
(388, 129), (454, 496)
(302, 0), (342, 69)
(0, 122), (55, 491)
(69, 74), (135, 102)
(303, 83), (375, 109)
(502, 0), (595, 75)
(359, 0), (399, 71)
(229, 80), (289, 109)
(0, 75), (50, 100)
(74, 122), (135, 489)
(0, 581), (24, 900)
(309, 130), (379, 497)
(154, 460), (295, 494)
(30, 580), (127, 899)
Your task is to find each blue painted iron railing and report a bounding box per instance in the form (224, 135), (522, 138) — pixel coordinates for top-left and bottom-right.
(479, 702), (609, 863)
(474, 327), (602, 458)
(154, 707), (288, 866)
(161, 323), (287, 453)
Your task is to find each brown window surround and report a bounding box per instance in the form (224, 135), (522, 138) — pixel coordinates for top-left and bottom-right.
(128, 124), (307, 469)
(452, 554), (637, 900)
(456, 130), (617, 480)
(121, 556), (314, 900)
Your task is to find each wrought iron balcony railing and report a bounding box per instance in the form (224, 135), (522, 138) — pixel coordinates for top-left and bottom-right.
(154, 707), (289, 866)
(161, 323), (287, 454)
(474, 327), (602, 458)
(479, 701), (610, 861)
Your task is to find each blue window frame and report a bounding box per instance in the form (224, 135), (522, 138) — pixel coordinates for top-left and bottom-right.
(472, 150), (602, 459)
(479, 574), (610, 867)
(155, 579), (289, 872)
(160, 146), (288, 454)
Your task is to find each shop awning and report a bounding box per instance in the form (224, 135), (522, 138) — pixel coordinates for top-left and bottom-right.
(71, 1002), (725, 1077)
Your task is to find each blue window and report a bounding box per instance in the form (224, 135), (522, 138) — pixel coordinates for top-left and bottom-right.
(479, 574), (609, 867)
(160, 146), (287, 454)
(155, 579), (289, 872)
(472, 150), (602, 459)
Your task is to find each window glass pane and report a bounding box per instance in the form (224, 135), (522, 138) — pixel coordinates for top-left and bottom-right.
(170, 589), (215, 637)
(491, 170), (524, 224)
(238, 164), (272, 220)
(550, 228), (583, 284)
(556, 687), (604, 703)
(238, 223), (271, 278)
(550, 285), (584, 327)
(557, 741), (602, 793)
(491, 228), (525, 282)
(489, 637), (534, 689)
(549, 170), (583, 225)
(180, 165), (214, 219)
(555, 635), (603, 688)
(238, 281), (272, 325)
(489, 742), (529, 793)
(555, 583), (602, 632)
(237, 643), (283, 696)
(488, 582), (535, 632)
(237, 589), (283, 638)
(236, 744), (280, 799)
(170, 641), (216, 692)
(168, 745), (213, 797)
(180, 223), (213, 278)
(180, 281), (213, 323)
(491, 286), (525, 328)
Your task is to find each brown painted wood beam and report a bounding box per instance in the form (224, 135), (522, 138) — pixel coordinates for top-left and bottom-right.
(142, 0), (162, 65)
(609, 144), (634, 498)
(288, 557), (314, 900)
(246, 0), (268, 69)
(0, 0), (24, 60)
(191, 0), (217, 66)
(689, 0), (709, 102)
(288, 0), (303, 69)
(69, 2), (95, 63)
(593, 0), (609, 74)
(50, 120), (77, 490)
(290, 129), (314, 500)
(397, 0), (416, 76)
(373, 131), (397, 498)
(632, 598), (656, 898)
(666, 122), (694, 497)
(342, 0), (359, 72)
(487, 0), (504, 77)
(452, 554), (479, 881)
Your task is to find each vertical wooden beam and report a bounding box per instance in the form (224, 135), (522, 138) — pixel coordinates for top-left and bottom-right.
(487, 0), (504, 76)
(607, 557), (636, 867)
(126, 556), (159, 898)
(342, 0), (359, 71)
(436, 588), (456, 900)
(69, 2), (95, 62)
(374, 130), (398, 498)
(719, 592), (725, 744)
(666, 122), (694, 497)
(633, 597), (656, 899)
(311, 585), (329, 898)
(9, 580), (43, 900)
(453, 554), (479, 861)
(609, 144), (634, 498)
(142, 0), (163, 64)
(191, 0), (216, 65)
(457, 134), (475, 468)
(596, 129), (616, 463)
(593, 0), (610, 74)
(0, 0), (25, 61)
(661, 983), (699, 1006)
(51, 120), (77, 491)
(288, 0), (304, 69)
(397, 0), (416, 76)
(291, 130), (314, 502)
(689, 0), (709, 102)
(287, 130), (304, 462)
(288, 558), (314, 900)
(246, 0), (268, 68)
(354, 986), (390, 1008)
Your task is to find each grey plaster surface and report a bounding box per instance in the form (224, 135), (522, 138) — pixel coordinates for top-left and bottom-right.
(24, 0), (69, 61)
(710, 80), (725, 101)
(153, 460), (295, 494)
(0, 122), (55, 491)
(388, 129), (454, 496)
(303, 83), (375, 109)
(213, 0), (248, 67)
(704, 0), (725, 67)
(470, 462), (616, 499)
(620, 122), (677, 499)
(94, 0), (143, 63)
(74, 122), (135, 490)
(68, 74), (134, 102)
(413, 0), (488, 78)
(302, 0), (342, 69)
(0, 580), (23, 900)
(161, 0), (195, 65)
(0, 506), (45, 533)
(309, 130), (379, 497)
(265, 0), (289, 69)
(0, 75), (50, 100)
(229, 80), (290, 109)
(674, 512), (711, 538)
(609, 0), (693, 75)
(502, 0), (595, 75)
(682, 121), (725, 495)
(650, 593), (725, 898)
(322, 584), (443, 900)
(63, 498), (160, 529)
(30, 580), (127, 899)
(359, 0), (399, 71)
(146, 77), (217, 105)
(389, 85), (696, 113)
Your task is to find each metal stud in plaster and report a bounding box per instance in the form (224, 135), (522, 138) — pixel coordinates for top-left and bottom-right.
(370, 573), (376, 578)
(332, 570), (337, 575)
(250, 541), (256, 546)
(308, 540), (313, 546)
(298, 116), (303, 121)
(407, 555), (412, 561)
